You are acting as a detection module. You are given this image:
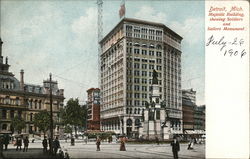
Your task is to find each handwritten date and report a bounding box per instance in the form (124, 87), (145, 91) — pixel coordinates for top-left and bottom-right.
(206, 35), (246, 58)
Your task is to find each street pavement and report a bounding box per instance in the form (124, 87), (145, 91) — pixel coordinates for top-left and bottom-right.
(2, 140), (205, 159)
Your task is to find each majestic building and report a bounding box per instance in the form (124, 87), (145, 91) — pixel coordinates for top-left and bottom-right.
(86, 88), (100, 130)
(0, 38), (65, 136)
(182, 89), (196, 132)
(99, 18), (183, 136)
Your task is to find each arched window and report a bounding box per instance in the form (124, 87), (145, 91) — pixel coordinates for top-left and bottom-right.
(134, 108), (137, 114)
(135, 119), (140, 126)
(127, 119), (132, 126)
(129, 108), (132, 114)
(126, 108), (129, 114)
(138, 108), (141, 114)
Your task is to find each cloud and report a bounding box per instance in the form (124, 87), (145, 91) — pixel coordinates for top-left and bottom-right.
(133, 6), (203, 46)
(134, 6), (167, 23)
(169, 17), (204, 45)
(71, 7), (97, 49)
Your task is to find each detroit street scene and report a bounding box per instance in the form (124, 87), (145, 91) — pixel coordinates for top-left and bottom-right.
(0, 0), (205, 158)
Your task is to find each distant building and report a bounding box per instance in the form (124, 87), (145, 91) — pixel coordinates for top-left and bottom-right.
(194, 105), (205, 133)
(0, 38), (65, 136)
(182, 89), (196, 104)
(99, 18), (183, 136)
(182, 89), (196, 132)
(87, 88), (100, 130)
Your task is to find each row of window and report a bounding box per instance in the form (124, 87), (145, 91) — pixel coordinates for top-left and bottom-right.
(1, 110), (22, 119)
(129, 63), (162, 70)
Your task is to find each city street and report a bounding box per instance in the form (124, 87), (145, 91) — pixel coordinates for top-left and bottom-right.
(2, 140), (205, 159)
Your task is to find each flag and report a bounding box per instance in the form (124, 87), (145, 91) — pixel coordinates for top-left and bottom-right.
(119, 3), (125, 18)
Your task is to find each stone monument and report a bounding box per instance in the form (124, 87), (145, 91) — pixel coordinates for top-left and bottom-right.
(139, 70), (171, 140)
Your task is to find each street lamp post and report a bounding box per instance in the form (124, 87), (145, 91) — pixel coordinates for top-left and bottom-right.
(49, 73), (54, 154)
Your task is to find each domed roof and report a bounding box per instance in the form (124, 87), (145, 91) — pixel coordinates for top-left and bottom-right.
(0, 74), (20, 90)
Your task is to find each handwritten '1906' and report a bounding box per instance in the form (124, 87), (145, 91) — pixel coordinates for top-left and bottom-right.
(206, 35), (246, 58)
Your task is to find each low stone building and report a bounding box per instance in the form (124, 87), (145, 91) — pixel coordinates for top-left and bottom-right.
(0, 38), (65, 136)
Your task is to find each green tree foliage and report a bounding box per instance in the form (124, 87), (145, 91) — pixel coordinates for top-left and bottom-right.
(11, 116), (26, 134)
(61, 98), (87, 137)
(33, 111), (50, 135)
(64, 125), (72, 134)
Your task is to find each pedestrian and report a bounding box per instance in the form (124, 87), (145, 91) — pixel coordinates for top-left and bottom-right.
(170, 136), (180, 159)
(71, 137), (75, 146)
(3, 134), (9, 151)
(96, 138), (101, 151)
(23, 136), (29, 152)
(16, 137), (22, 151)
(42, 136), (48, 153)
(53, 137), (61, 155)
(120, 137), (126, 151)
(155, 136), (159, 145)
(187, 139), (194, 150)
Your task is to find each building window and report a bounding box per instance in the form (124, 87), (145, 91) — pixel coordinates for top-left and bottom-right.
(142, 86), (147, 91)
(30, 113), (33, 121)
(141, 50), (147, 55)
(2, 110), (7, 119)
(134, 108), (137, 114)
(2, 124), (7, 130)
(142, 64), (147, 69)
(134, 49), (140, 54)
(10, 110), (14, 119)
(16, 97), (20, 106)
(156, 110), (160, 120)
(149, 50), (154, 56)
(141, 71), (147, 76)
(4, 96), (10, 104)
(134, 85), (140, 91)
(18, 111), (22, 118)
(39, 101), (42, 109)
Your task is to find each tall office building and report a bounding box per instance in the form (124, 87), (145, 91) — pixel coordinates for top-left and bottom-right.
(99, 18), (183, 137)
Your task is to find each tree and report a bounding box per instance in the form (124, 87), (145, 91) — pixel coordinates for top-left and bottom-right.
(33, 111), (50, 135)
(64, 125), (73, 136)
(11, 116), (26, 134)
(61, 98), (86, 138)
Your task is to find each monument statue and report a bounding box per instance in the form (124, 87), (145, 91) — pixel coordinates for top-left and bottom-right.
(152, 69), (158, 84)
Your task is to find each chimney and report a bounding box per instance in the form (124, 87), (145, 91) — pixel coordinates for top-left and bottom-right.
(0, 38), (3, 64)
(20, 69), (24, 90)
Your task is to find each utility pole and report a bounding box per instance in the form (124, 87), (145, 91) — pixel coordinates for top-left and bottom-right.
(49, 73), (54, 154)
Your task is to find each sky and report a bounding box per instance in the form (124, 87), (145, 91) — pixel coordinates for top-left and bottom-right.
(0, 0), (205, 105)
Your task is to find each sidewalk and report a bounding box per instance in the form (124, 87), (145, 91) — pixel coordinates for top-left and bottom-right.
(1, 148), (54, 159)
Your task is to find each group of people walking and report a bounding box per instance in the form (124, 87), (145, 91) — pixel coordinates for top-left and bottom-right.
(42, 136), (61, 155)
(95, 136), (127, 151)
(15, 136), (29, 152)
(0, 135), (29, 152)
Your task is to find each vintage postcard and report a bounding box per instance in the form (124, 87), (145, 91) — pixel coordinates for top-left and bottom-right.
(0, 0), (248, 158)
